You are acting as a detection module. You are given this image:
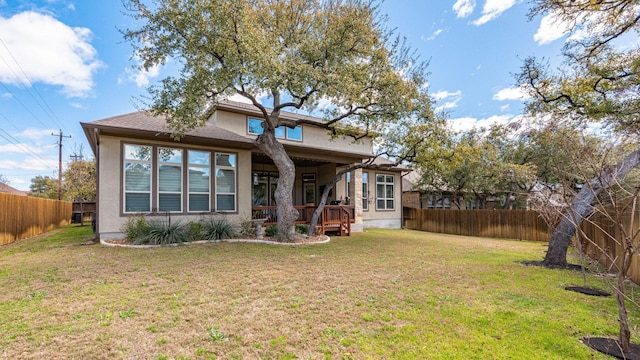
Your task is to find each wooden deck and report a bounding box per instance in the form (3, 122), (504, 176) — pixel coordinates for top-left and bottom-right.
(252, 205), (354, 236)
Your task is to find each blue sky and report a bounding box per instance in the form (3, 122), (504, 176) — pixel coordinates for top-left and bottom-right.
(0, 0), (570, 190)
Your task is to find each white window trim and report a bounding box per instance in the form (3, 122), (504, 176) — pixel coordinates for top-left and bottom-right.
(362, 171), (369, 211)
(375, 173), (395, 211)
(157, 147), (183, 213)
(215, 152), (237, 212)
(123, 144), (152, 214)
(187, 150), (211, 213)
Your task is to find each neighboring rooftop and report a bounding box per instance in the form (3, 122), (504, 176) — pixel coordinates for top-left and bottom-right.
(0, 183), (27, 196)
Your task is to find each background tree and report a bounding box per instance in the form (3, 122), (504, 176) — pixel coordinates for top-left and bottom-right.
(0, 174), (8, 185)
(62, 158), (96, 202)
(124, 0), (434, 240)
(520, 0), (640, 267)
(29, 175), (58, 199)
(415, 125), (536, 209)
(308, 111), (447, 235)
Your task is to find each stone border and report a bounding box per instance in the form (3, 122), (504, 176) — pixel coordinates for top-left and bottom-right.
(100, 235), (330, 249)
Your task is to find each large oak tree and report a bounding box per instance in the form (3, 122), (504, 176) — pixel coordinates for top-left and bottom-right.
(124, 0), (434, 240)
(520, 0), (640, 266)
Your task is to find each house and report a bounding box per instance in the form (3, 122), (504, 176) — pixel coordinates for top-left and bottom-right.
(0, 183), (27, 196)
(81, 100), (406, 240)
(401, 171), (514, 210)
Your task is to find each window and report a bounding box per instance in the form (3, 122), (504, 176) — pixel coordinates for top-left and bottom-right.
(362, 172), (369, 210)
(248, 117), (302, 141)
(188, 150), (211, 212)
(303, 173), (316, 205)
(215, 153), (236, 212)
(124, 144), (152, 212)
(158, 148), (183, 212)
(376, 174), (395, 210)
(122, 143), (237, 214)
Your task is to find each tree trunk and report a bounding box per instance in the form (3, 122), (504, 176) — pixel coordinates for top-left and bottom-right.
(543, 150), (640, 267)
(255, 130), (298, 240)
(616, 258), (631, 353)
(308, 173), (345, 236)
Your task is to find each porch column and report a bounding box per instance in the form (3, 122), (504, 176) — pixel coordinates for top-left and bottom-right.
(352, 167), (364, 232)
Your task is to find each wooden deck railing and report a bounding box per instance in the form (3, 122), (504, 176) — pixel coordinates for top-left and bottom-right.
(252, 205), (354, 235)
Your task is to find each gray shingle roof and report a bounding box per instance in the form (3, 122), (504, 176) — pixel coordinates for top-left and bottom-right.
(81, 110), (254, 155)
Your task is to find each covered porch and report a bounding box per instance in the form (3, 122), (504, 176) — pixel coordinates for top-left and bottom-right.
(250, 153), (361, 236)
(252, 204), (355, 236)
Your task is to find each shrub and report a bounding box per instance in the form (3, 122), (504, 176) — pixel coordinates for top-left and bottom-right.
(295, 224), (309, 235)
(265, 224), (277, 237)
(237, 218), (255, 237)
(186, 221), (205, 241)
(201, 218), (237, 240)
(134, 220), (189, 245)
(121, 215), (152, 241)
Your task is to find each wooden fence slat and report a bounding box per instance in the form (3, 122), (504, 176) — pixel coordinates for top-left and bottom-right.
(403, 208), (550, 242)
(0, 193), (72, 245)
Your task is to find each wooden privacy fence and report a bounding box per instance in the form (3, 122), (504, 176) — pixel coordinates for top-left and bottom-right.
(580, 207), (640, 284)
(403, 208), (550, 242)
(0, 193), (72, 245)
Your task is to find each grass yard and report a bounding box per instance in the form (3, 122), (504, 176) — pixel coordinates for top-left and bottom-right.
(0, 225), (636, 359)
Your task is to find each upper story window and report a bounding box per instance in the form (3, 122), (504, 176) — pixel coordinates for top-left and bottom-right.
(248, 117), (302, 141)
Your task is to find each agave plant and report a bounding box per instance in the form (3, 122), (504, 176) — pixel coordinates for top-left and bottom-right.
(201, 218), (237, 240)
(134, 220), (188, 245)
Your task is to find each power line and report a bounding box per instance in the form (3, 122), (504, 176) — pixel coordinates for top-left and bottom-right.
(0, 36), (70, 133)
(0, 124), (56, 170)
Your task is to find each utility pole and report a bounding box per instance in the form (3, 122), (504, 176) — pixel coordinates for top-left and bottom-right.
(52, 129), (71, 200)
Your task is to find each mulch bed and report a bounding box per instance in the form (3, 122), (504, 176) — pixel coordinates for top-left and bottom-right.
(583, 337), (640, 359)
(101, 234), (329, 247)
(519, 260), (583, 271)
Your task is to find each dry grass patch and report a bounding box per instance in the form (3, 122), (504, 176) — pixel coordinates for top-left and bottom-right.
(0, 225), (635, 359)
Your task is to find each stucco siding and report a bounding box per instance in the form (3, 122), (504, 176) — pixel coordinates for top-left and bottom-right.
(96, 134), (253, 239)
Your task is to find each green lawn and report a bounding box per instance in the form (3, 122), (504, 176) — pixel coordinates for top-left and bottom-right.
(0, 225), (635, 359)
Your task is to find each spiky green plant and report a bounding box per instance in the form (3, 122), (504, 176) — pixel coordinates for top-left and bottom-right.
(134, 220), (188, 245)
(201, 218), (237, 240)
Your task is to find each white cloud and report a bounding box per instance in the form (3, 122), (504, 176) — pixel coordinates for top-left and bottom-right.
(432, 90), (462, 112)
(448, 114), (514, 132)
(224, 93), (254, 104)
(0, 11), (104, 97)
(14, 128), (56, 142)
(0, 143), (45, 154)
(472, 0), (517, 26)
(425, 29), (444, 41)
(0, 157), (57, 172)
(431, 90), (461, 101)
(453, 0), (476, 18)
(493, 86), (530, 101)
(534, 12), (571, 45)
(119, 54), (161, 88)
